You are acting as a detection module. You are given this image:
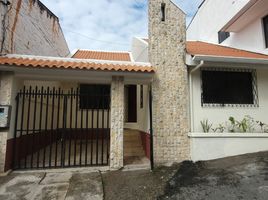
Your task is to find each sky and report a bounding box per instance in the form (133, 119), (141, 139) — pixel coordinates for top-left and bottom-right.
(41, 0), (203, 52)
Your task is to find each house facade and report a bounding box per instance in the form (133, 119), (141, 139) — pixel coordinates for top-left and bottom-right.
(0, 0), (268, 173)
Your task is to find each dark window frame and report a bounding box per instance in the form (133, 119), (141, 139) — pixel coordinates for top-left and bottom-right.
(201, 68), (259, 107)
(79, 84), (110, 110)
(218, 31), (230, 44)
(263, 15), (268, 48)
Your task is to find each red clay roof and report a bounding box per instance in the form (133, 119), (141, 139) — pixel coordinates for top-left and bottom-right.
(186, 41), (268, 59)
(0, 55), (154, 73)
(142, 39), (268, 60)
(72, 50), (131, 61)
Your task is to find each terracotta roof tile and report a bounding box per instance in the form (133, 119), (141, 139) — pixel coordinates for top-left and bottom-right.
(186, 41), (268, 59)
(0, 55), (154, 73)
(72, 50), (131, 61)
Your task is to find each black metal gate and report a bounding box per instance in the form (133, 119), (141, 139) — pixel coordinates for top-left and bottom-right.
(13, 86), (110, 169)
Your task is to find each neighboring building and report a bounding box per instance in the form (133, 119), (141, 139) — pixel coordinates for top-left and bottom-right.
(0, 0), (69, 56)
(1, 0), (268, 174)
(187, 0), (268, 54)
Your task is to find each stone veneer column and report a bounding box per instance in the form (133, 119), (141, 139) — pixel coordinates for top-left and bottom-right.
(0, 72), (14, 172)
(110, 76), (124, 169)
(148, 0), (190, 165)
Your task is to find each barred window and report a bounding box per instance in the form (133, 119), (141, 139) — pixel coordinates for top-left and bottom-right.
(201, 69), (258, 107)
(79, 84), (110, 109)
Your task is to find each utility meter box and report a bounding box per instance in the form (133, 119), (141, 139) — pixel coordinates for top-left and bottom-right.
(0, 105), (11, 128)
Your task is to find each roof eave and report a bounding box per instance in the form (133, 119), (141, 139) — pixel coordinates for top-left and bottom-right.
(192, 54), (268, 65)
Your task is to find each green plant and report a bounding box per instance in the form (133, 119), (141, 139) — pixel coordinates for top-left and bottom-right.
(228, 117), (236, 132)
(201, 119), (212, 133)
(228, 115), (255, 133)
(212, 124), (225, 133)
(256, 121), (266, 132)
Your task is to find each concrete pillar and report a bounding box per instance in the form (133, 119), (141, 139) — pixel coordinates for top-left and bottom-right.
(110, 76), (124, 169)
(0, 72), (14, 173)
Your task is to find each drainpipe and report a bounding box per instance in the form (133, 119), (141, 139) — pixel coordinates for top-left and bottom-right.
(189, 60), (204, 132)
(149, 84), (154, 170)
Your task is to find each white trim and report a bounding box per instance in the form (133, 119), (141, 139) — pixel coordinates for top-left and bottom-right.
(135, 37), (149, 45)
(71, 49), (132, 54)
(68, 49), (79, 58)
(129, 52), (134, 62)
(3, 54), (152, 67)
(188, 132), (268, 138)
(193, 54), (268, 65)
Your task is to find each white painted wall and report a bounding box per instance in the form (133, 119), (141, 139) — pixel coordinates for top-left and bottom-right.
(187, 0), (268, 54)
(131, 37), (149, 63)
(191, 66), (268, 132)
(223, 18), (268, 54)
(189, 133), (268, 161)
(187, 0), (249, 43)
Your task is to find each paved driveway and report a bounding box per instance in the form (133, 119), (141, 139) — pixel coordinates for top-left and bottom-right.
(0, 152), (268, 200)
(0, 170), (103, 200)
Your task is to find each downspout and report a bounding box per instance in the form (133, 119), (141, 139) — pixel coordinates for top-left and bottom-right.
(149, 84), (154, 170)
(189, 60), (204, 132)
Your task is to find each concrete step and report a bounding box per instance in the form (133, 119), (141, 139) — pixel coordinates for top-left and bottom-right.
(124, 150), (145, 157)
(124, 136), (141, 141)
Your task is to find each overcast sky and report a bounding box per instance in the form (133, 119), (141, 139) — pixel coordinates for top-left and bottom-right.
(42, 0), (203, 52)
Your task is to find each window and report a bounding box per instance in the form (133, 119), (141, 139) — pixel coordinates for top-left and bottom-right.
(263, 15), (268, 48)
(218, 31), (230, 44)
(201, 69), (258, 107)
(79, 84), (110, 109)
(161, 3), (166, 22)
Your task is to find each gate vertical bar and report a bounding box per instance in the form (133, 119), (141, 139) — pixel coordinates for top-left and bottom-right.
(18, 87), (25, 169)
(30, 87), (38, 168)
(61, 95), (67, 167)
(96, 93), (99, 165)
(90, 108), (94, 165)
(79, 101), (84, 166)
(68, 89), (73, 166)
(85, 102), (89, 165)
(55, 88), (61, 167)
(74, 88), (79, 166)
(37, 87), (44, 168)
(25, 86), (32, 168)
(106, 108), (110, 165)
(49, 88), (55, 168)
(12, 94), (20, 169)
(43, 87), (49, 168)
(101, 89), (105, 165)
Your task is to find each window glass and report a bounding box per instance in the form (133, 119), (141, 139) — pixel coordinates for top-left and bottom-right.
(79, 84), (110, 109)
(201, 70), (257, 106)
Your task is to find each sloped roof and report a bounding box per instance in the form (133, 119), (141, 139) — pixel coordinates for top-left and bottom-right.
(72, 50), (131, 61)
(187, 41), (268, 60)
(0, 54), (154, 73)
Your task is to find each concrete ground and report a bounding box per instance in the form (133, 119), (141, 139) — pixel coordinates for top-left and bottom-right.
(0, 151), (268, 200)
(0, 169), (104, 200)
